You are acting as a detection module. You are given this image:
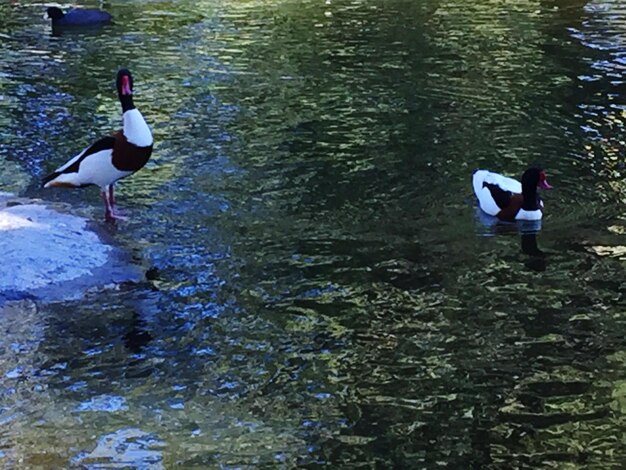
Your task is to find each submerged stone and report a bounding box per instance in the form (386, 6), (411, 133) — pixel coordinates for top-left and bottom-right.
(72, 428), (164, 469)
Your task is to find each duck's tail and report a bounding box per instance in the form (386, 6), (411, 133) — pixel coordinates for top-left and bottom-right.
(42, 171), (82, 189)
(42, 171), (60, 188)
(472, 169), (489, 198)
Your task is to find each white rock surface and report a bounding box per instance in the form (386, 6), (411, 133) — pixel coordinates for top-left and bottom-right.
(0, 193), (142, 302)
(0, 204), (111, 290)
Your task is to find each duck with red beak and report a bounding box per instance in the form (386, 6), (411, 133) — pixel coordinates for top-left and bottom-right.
(43, 69), (153, 221)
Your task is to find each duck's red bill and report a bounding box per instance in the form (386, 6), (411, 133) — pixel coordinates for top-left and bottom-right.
(121, 76), (132, 95)
(538, 171), (553, 189)
(539, 179), (553, 189)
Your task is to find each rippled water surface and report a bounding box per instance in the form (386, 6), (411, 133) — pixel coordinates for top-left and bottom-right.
(1, 0), (626, 468)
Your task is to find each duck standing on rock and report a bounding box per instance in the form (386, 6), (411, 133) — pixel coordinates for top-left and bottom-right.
(43, 69), (153, 221)
(472, 167), (552, 221)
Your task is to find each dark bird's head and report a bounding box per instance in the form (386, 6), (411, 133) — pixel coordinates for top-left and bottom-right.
(46, 7), (65, 20)
(116, 69), (134, 96)
(522, 167), (553, 191)
(116, 69), (136, 112)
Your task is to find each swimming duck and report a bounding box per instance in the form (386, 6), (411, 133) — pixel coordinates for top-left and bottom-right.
(46, 6), (112, 27)
(472, 167), (552, 221)
(43, 69), (153, 221)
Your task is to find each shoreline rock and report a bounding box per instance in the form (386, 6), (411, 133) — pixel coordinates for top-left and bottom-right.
(0, 193), (143, 304)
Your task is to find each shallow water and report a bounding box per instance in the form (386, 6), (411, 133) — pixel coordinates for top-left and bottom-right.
(1, 0), (626, 468)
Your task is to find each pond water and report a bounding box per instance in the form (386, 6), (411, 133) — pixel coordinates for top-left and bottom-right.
(1, 0), (626, 468)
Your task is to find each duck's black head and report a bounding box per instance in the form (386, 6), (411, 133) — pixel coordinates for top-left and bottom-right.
(116, 69), (134, 95)
(46, 7), (65, 20)
(521, 167), (552, 210)
(116, 69), (135, 112)
(521, 167), (552, 191)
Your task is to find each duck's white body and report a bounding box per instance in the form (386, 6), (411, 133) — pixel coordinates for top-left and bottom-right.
(44, 109), (152, 189)
(44, 142), (130, 189)
(473, 169), (545, 221)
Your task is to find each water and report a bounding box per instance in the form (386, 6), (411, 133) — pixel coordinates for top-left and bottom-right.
(1, 0), (626, 467)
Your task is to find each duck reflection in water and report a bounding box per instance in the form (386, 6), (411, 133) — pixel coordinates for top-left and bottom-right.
(122, 311), (153, 354)
(475, 208), (546, 272)
(521, 232), (546, 272)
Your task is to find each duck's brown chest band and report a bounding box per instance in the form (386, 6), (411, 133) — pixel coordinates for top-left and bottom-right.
(111, 131), (153, 172)
(497, 194), (524, 221)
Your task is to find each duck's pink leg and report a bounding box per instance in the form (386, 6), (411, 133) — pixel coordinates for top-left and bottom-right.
(101, 188), (114, 221)
(109, 184), (116, 207)
(101, 186), (127, 221)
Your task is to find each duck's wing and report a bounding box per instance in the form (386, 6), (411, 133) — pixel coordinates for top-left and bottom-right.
(484, 172), (522, 193)
(473, 170), (524, 217)
(476, 184), (508, 216)
(472, 170), (501, 216)
(42, 136), (116, 187)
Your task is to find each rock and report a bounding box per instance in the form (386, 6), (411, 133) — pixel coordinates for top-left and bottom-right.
(0, 193), (142, 303)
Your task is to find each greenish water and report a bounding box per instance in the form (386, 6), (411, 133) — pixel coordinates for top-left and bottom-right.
(1, 0), (626, 468)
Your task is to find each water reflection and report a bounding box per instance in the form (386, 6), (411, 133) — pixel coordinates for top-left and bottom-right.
(474, 206), (543, 236)
(474, 206), (546, 269)
(1, 0), (626, 467)
(121, 311), (153, 354)
(50, 23), (112, 37)
(72, 428), (165, 470)
(521, 233), (546, 271)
